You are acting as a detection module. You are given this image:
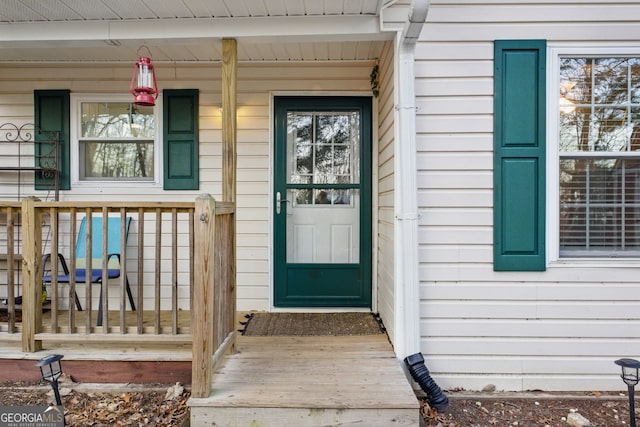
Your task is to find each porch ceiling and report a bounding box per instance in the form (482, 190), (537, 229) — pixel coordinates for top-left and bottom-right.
(0, 0), (396, 62)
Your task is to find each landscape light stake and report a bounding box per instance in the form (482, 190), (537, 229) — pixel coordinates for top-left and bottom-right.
(615, 358), (640, 427)
(36, 354), (65, 425)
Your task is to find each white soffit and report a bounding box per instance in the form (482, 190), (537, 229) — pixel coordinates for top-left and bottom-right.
(0, 0), (395, 62)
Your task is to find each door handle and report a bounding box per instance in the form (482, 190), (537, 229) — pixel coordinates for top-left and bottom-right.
(276, 191), (289, 215)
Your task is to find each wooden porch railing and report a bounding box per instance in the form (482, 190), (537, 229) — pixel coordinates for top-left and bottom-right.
(0, 195), (235, 394)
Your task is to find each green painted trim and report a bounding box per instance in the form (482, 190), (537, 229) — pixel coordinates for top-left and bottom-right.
(34, 90), (70, 191)
(163, 89), (199, 190)
(493, 40), (547, 271)
(273, 96), (373, 307)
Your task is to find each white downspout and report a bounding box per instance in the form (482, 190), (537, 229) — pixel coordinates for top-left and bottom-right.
(394, 0), (429, 359)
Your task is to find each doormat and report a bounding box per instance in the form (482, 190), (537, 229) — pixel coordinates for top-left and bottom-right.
(239, 312), (386, 336)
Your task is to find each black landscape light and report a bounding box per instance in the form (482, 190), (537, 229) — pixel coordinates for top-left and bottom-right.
(615, 358), (640, 427)
(36, 354), (64, 407)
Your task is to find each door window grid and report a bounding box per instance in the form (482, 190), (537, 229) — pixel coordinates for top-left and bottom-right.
(287, 112), (359, 206)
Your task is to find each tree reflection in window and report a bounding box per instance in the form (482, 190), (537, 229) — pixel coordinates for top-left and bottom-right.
(287, 111), (359, 205)
(559, 57), (640, 256)
(80, 102), (154, 180)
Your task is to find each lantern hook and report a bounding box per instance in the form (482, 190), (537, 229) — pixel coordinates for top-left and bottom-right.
(137, 44), (153, 59)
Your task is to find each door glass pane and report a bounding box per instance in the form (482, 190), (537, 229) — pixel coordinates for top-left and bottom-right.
(287, 112), (360, 185)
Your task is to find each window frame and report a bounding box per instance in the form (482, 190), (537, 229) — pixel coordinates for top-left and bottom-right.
(70, 94), (163, 188)
(547, 44), (640, 264)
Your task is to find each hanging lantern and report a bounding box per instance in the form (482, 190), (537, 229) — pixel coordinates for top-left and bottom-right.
(130, 46), (158, 107)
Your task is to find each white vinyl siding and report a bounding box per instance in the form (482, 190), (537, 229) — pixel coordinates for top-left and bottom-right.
(376, 40), (396, 342)
(0, 61), (373, 313)
(410, 0), (640, 391)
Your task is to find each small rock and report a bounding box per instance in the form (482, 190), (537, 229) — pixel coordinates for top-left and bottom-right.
(57, 373), (75, 384)
(46, 387), (72, 397)
(164, 382), (184, 401)
(482, 384), (496, 393)
(566, 412), (591, 427)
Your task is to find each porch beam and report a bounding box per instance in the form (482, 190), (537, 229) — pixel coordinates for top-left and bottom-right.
(0, 15), (387, 46)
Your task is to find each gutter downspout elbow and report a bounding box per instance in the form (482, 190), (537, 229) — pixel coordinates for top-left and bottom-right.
(401, 0), (429, 52)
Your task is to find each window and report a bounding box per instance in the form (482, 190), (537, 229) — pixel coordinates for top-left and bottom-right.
(558, 56), (640, 257)
(77, 100), (156, 181)
(45, 90), (197, 190)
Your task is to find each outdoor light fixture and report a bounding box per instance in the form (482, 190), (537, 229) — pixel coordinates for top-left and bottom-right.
(36, 354), (64, 407)
(130, 45), (158, 107)
(615, 358), (640, 427)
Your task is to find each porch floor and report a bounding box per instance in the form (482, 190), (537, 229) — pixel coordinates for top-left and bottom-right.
(188, 334), (420, 426)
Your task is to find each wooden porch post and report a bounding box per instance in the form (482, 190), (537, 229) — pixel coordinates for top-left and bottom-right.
(192, 194), (216, 398)
(222, 38), (237, 204)
(21, 197), (42, 352)
(221, 38), (237, 347)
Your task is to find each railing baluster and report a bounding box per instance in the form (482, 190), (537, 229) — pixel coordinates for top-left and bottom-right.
(69, 208), (77, 332)
(85, 208), (92, 333)
(6, 206), (15, 334)
(155, 208), (161, 334)
(189, 208), (194, 328)
(137, 208), (144, 334)
(172, 208), (178, 334)
(49, 207), (58, 333)
(101, 207), (108, 332)
(120, 208), (127, 334)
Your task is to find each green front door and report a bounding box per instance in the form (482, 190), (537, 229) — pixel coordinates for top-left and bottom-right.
(274, 96), (372, 307)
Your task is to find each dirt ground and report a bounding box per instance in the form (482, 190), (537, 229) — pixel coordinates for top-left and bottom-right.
(1, 380), (636, 426)
(422, 390), (636, 427)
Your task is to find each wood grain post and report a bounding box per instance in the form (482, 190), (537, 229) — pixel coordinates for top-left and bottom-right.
(221, 37), (238, 353)
(21, 197), (42, 352)
(191, 194), (216, 398)
(221, 38), (237, 204)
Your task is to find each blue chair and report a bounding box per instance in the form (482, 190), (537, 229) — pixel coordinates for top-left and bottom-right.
(43, 216), (136, 325)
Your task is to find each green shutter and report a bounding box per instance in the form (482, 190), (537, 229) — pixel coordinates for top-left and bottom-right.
(34, 90), (70, 190)
(494, 40), (546, 271)
(163, 89), (199, 190)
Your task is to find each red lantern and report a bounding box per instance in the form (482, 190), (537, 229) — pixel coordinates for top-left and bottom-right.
(130, 46), (158, 107)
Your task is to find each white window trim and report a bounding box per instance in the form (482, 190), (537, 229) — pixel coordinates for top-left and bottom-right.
(70, 93), (163, 188)
(547, 43), (640, 266)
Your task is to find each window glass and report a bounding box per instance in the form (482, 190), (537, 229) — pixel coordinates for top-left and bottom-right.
(79, 102), (154, 180)
(287, 112), (359, 186)
(559, 57), (640, 256)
